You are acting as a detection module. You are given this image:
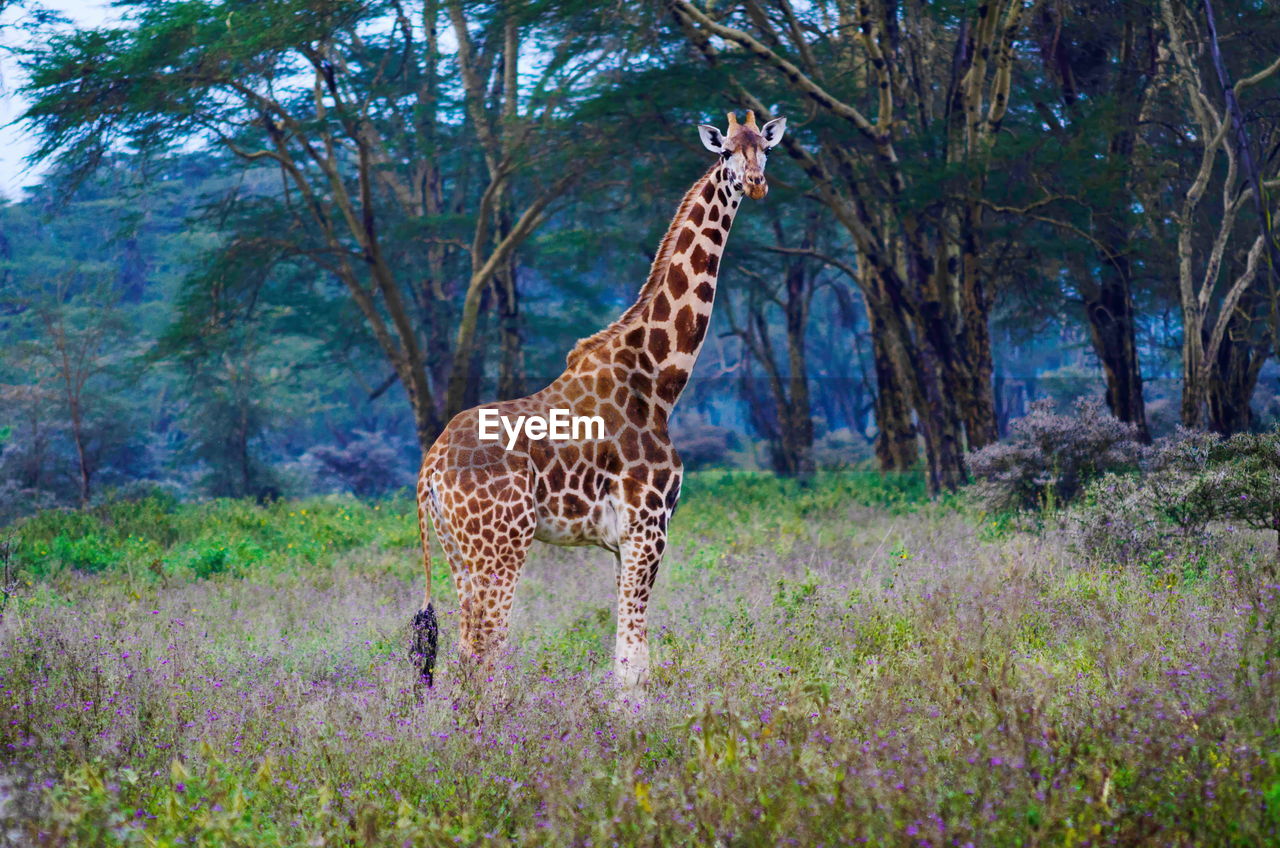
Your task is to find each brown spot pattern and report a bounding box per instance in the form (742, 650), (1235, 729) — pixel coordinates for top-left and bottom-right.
(667, 264), (689, 299)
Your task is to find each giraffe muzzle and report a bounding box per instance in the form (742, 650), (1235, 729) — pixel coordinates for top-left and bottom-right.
(746, 180), (768, 200)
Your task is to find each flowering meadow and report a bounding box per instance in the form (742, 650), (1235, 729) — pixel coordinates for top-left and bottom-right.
(1, 472), (1278, 845)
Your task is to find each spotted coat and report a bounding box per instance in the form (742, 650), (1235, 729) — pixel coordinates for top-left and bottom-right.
(412, 112), (785, 689)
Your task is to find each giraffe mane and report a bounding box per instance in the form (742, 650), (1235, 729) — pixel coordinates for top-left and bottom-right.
(566, 163), (717, 368)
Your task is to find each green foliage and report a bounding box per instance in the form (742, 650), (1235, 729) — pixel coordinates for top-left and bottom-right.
(5, 494), (417, 580)
(3, 471), (1280, 844)
(1070, 429), (1280, 568)
(679, 469), (928, 519)
(967, 399), (1146, 515)
(1199, 430), (1280, 535)
(1, 472), (925, 584)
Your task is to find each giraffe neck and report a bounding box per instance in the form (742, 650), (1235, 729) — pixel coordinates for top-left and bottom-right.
(560, 161), (744, 427)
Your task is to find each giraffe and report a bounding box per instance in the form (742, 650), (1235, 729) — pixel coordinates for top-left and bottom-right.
(411, 111), (786, 690)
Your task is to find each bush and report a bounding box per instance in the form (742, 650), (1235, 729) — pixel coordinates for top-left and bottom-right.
(4, 494), (418, 579)
(671, 413), (740, 470)
(966, 398), (1144, 513)
(1067, 470), (1213, 570)
(812, 427), (875, 470)
(1200, 430), (1280, 548)
(1069, 429), (1280, 568)
(301, 430), (414, 497)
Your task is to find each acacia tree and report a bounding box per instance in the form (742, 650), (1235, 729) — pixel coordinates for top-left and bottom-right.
(21, 0), (618, 451)
(13, 287), (131, 507)
(1015, 0), (1160, 440)
(723, 208), (824, 477)
(1156, 0), (1280, 430)
(671, 0), (1032, 492)
(153, 245), (321, 499)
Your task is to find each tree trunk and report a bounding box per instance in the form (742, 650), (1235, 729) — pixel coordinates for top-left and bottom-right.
(52, 324), (92, 508)
(909, 245), (971, 490)
(1092, 14), (1150, 440)
(494, 244), (525, 400)
(867, 249), (968, 490)
(917, 342), (968, 492)
(406, 377), (444, 457)
(1206, 314), (1267, 434)
(463, 287), (493, 412)
(959, 205), (999, 451)
(868, 300), (917, 471)
(782, 260), (815, 477)
(1181, 313), (1207, 429)
(443, 277), (487, 418)
(1082, 265), (1149, 440)
(237, 398), (252, 499)
(68, 398), (91, 508)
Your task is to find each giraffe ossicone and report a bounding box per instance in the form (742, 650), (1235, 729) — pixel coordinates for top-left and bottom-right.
(412, 110), (786, 691)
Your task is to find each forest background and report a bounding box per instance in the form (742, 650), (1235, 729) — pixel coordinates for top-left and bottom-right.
(2, 0), (1280, 517)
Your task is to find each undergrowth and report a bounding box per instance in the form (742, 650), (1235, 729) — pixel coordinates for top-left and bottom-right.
(1, 471), (1278, 845)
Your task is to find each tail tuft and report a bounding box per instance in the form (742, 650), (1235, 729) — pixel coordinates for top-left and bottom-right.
(410, 604), (440, 687)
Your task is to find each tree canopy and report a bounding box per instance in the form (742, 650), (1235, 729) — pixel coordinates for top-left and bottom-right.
(2, 0), (1279, 510)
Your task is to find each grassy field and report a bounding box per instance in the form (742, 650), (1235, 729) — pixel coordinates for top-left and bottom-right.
(1, 472), (1278, 846)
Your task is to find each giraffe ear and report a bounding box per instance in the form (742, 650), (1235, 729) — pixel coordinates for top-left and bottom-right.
(697, 124), (726, 154)
(760, 117), (787, 148)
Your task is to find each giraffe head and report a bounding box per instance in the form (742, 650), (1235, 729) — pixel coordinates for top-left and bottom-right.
(698, 110), (786, 200)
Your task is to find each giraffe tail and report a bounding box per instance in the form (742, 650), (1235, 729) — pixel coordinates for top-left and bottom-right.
(411, 484), (441, 687)
(411, 604), (439, 687)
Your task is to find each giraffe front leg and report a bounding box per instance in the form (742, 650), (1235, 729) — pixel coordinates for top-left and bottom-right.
(614, 533), (663, 691)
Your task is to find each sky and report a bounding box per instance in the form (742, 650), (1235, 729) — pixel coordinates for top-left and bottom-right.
(0, 0), (121, 199)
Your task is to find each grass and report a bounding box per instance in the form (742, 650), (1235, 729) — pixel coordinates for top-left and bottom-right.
(1, 471), (1278, 845)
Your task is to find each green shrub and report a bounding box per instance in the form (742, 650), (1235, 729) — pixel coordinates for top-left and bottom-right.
(1200, 430), (1280, 555)
(966, 398), (1145, 514)
(0, 472), (927, 583)
(679, 469), (928, 518)
(1070, 429), (1280, 568)
(3, 495), (417, 579)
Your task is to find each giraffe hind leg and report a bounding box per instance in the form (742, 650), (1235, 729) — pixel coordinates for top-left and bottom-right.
(432, 468), (537, 676)
(456, 481), (537, 670)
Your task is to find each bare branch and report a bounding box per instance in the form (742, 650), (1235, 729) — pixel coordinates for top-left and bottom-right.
(670, 0), (879, 140)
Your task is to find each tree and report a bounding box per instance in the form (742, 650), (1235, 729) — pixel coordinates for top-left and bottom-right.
(156, 253), (319, 500)
(1157, 0), (1280, 430)
(724, 208), (823, 477)
(3, 283), (133, 506)
(671, 0), (1033, 492)
(1016, 0), (1160, 440)
(21, 0), (620, 451)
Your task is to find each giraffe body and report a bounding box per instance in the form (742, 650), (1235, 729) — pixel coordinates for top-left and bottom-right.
(412, 112), (785, 689)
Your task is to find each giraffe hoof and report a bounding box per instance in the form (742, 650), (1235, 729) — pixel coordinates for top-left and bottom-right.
(614, 665), (649, 693)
